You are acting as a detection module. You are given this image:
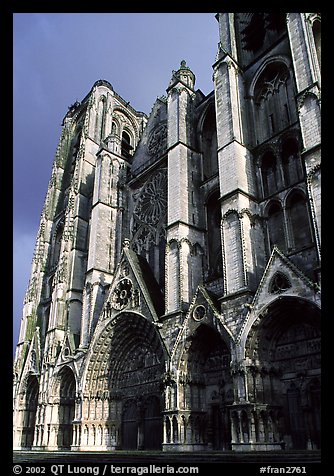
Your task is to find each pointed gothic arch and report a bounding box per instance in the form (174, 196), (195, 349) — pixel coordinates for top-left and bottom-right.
(269, 271), (291, 294)
(200, 103), (218, 180)
(175, 323), (233, 449)
(82, 312), (168, 450)
(121, 130), (133, 159)
(19, 374), (39, 448)
(52, 219), (64, 268)
(286, 189), (313, 250)
(261, 151), (280, 197)
(281, 137), (304, 186)
(265, 200), (286, 253)
(205, 190), (223, 280)
(251, 59), (296, 143)
(52, 365), (76, 449)
(311, 18), (321, 71)
(244, 296), (321, 450)
(113, 107), (140, 142)
(222, 210), (244, 293)
(95, 95), (107, 143)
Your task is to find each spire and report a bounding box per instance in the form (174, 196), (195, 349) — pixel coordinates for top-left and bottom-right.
(168, 60), (196, 91)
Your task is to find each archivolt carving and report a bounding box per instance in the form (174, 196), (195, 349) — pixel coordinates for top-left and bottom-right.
(244, 296), (320, 363)
(83, 313), (167, 397)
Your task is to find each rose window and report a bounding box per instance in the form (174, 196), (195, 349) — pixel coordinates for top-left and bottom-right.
(193, 305), (206, 321)
(134, 171), (167, 226)
(270, 272), (291, 294)
(112, 278), (133, 310)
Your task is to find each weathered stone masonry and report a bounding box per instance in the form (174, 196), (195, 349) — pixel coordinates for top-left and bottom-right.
(13, 13), (321, 452)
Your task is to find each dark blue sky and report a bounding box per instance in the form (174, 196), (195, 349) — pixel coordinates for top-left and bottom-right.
(13, 13), (219, 352)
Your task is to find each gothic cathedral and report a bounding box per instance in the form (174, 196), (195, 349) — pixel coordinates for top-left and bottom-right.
(13, 13), (321, 452)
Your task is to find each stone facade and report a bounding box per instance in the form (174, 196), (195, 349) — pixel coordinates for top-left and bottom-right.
(13, 13), (321, 452)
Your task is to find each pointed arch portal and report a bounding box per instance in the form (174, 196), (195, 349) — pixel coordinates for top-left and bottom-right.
(245, 297), (321, 450)
(84, 313), (166, 450)
(20, 375), (39, 448)
(177, 323), (233, 450)
(56, 366), (76, 449)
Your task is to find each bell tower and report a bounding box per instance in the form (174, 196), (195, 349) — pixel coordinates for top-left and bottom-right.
(13, 80), (147, 450)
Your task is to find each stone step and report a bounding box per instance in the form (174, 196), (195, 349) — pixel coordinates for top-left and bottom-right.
(14, 449), (321, 464)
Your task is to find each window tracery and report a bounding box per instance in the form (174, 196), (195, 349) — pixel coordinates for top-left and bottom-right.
(131, 170), (167, 288)
(133, 171), (167, 227)
(269, 272), (291, 294)
(193, 304), (206, 321)
(254, 62), (296, 143)
(111, 279), (133, 311)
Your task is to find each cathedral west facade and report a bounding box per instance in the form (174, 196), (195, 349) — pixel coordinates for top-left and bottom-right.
(13, 13), (321, 452)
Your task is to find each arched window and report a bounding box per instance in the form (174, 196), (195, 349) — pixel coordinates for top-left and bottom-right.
(267, 201), (286, 252)
(95, 96), (106, 143)
(206, 191), (223, 279)
(287, 192), (312, 250)
(70, 128), (82, 175)
(121, 131), (132, 159)
(201, 106), (218, 180)
(281, 138), (304, 186)
(254, 62), (296, 143)
(312, 19), (321, 71)
(52, 222), (64, 267)
(261, 151), (280, 197)
(269, 272), (291, 294)
(131, 170), (167, 289)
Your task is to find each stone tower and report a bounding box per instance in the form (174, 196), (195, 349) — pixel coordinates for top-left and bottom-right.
(13, 13), (321, 452)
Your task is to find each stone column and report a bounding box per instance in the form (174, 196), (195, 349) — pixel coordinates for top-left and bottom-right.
(249, 412), (256, 444)
(238, 411), (244, 444)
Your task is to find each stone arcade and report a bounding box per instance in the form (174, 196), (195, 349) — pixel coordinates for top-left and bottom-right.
(13, 13), (321, 452)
